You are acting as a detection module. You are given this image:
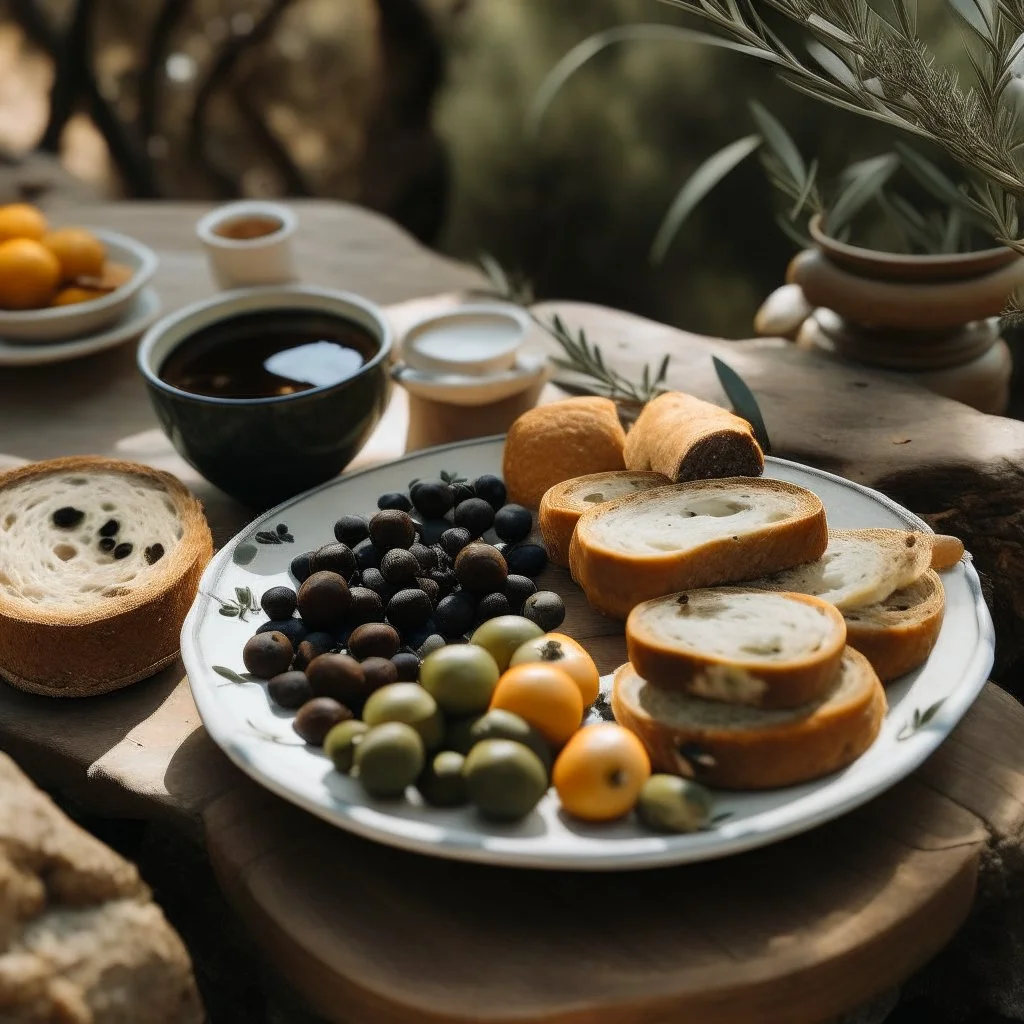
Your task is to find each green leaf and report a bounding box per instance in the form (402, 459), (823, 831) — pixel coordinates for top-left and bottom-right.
(477, 252), (509, 296)
(919, 699), (946, 726)
(218, 606), (239, 617)
(825, 153), (899, 234)
(773, 210), (813, 249)
(804, 40), (859, 88)
(213, 665), (247, 683)
(650, 134), (762, 265)
(894, 143), (971, 209)
(748, 102), (805, 187)
(945, 0), (994, 38)
(789, 157), (820, 220)
(712, 356), (772, 453)
(526, 25), (784, 138)
(942, 207), (963, 253)
(235, 587), (249, 606)
(890, 0), (918, 36)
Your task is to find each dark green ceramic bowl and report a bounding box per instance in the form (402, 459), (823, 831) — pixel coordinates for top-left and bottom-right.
(137, 285), (392, 509)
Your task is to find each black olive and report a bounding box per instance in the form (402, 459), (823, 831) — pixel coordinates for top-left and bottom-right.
(360, 567), (393, 601)
(256, 618), (308, 648)
(455, 543), (508, 594)
(411, 480), (454, 519)
(503, 574), (537, 612)
(311, 542), (357, 578)
(261, 585), (297, 621)
(243, 631), (294, 678)
(408, 542), (438, 571)
(472, 474), (507, 510)
(434, 592), (477, 638)
(306, 653), (366, 706)
(290, 551), (313, 583)
(144, 543), (165, 565)
(368, 510), (416, 552)
(348, 622), (401, 661)
(360, 656), (399, 695)
(380, 548), (421, 586)
(494, 504), (533, 544)
(113, 543), (133, 560)
(522, 591), (566, 632)
(52, 507), (84, 529)
(440, 527), (472, 559)
(348, 586), (385, 625)
(428, 565), (458, 598)
(98, 537), (116, 553)
(294, 632), (336, 671)
(294, 697), (353, 746)
(334, 514), (369, 547)
(386, 588), (433, 631)
(297, 571), (352, 631)
(504, 543), (548, 578)
(415, 518), (450, 546)
(450, 482), (475, 505)
(268, 670), (314, 709)
(377, 491), (413, 512)
(476, 591), (511, 623)
(415, 576), (440, 609)
(391, 650), (421, 682)
(416, 633), (447, 659)
(99, 518), (119, 537)
(453, 498), (495, 539)
(353, 538), (383, 570)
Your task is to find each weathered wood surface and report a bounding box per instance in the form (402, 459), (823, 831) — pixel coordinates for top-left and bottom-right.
(1, 201), (1023, 1024)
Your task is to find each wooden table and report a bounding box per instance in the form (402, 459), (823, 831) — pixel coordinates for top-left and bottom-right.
(3, 200), (1024, 1024)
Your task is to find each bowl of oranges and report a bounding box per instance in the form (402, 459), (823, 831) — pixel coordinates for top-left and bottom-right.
(0, 202), (157, 343)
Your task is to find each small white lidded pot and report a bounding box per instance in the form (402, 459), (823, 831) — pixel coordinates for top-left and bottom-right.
(196, 200), (297, 290)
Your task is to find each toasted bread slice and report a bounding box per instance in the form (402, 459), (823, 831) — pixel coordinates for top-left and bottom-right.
(569, 478), (828, 620)
(0, 456), (213, 697)
(624, 391), (764, 481)
(611, 648), (886, 789)
(748, 528), (939, 610)
(626, 588), (846, 709)
(538, 470), (671, 568)
(502, 397), (627, 508)
(844, 570), (945, 682)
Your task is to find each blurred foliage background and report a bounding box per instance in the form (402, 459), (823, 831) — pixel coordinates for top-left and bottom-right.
(0, 0), (969, 337)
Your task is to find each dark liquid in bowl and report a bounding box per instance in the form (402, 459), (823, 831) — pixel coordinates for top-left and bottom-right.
(159, 309), (374, 399)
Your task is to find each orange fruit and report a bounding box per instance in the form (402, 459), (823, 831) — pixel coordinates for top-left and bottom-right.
(489, 662), (583, 748)
(42, 227), (105, 281)
(0, 202), (48, 242)
(52, 285), (106, 307)
(553, 723), (651, 822)
(508, 633), (600, 706)
(0, 238), (61, 310)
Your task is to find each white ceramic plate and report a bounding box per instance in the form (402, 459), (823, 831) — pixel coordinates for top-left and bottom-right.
(0, 288), (161, 366)
(181, 438), (994, 871)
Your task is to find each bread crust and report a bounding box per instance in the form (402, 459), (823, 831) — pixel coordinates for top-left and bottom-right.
(570, 478), (828, 620)
(538, 471), (670, 568)
(844, 570), (945, 682)
(611, 649), (886, 790)
(626, 589), (847, 709)
(0, 456), (213, 697)
(624, 392), (764, 481)
(502, 397), (627, 509)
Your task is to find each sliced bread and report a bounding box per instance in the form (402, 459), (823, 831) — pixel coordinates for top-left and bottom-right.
(538, 470), (671, 567)
(624, 391), (765, 481)
(611, 648), (886, 789)
(747, 528), (938, 610)
(569, 477), (828, 620)
(844, 570), (945, 682)
(0, 456), (213, 697)
(626, 588), (846, 709)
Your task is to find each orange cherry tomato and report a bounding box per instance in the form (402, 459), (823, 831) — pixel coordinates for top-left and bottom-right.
(553, 723), (651, 822)
(508, 632), (600, 706)
(489, 662), (584, 748)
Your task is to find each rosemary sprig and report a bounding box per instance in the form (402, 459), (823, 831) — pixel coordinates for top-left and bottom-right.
(206, 587), (262, 621)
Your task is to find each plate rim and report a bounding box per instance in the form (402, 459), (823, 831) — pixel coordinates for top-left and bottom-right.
(181, 437), (995, 870)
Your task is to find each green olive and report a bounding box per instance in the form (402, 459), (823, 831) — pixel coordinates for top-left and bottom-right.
(354, 722), (425, 798)
(469, 616), (545, 672)
(463, 739), (548, 821)
(468, 708), (552, 773)
(417, 750), (468, 807)
(419, 644), (500, 716)
(635, 774), (714, 833)
(362, 682), (444, 751)
(323, 719), (370, 773)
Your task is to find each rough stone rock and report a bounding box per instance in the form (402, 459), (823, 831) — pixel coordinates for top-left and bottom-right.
(0, 752), (203, 1024)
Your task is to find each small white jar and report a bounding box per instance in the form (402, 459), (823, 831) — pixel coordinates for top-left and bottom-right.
(196, 200), (297, 290)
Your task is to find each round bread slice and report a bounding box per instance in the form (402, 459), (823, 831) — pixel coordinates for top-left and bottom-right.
(569, 477), (828, 620)
(539, 470), (670, 568)
(0, 456), (213, 697)
(611, 648), (886, 790)
(843, 570), (945, 682)
(626, 588), (847, 709)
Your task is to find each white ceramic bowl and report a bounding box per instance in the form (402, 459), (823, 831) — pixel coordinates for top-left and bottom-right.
(196, 201), (297, 290)
(401, 303), (530, 376)
(0, 229), (158, 344)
